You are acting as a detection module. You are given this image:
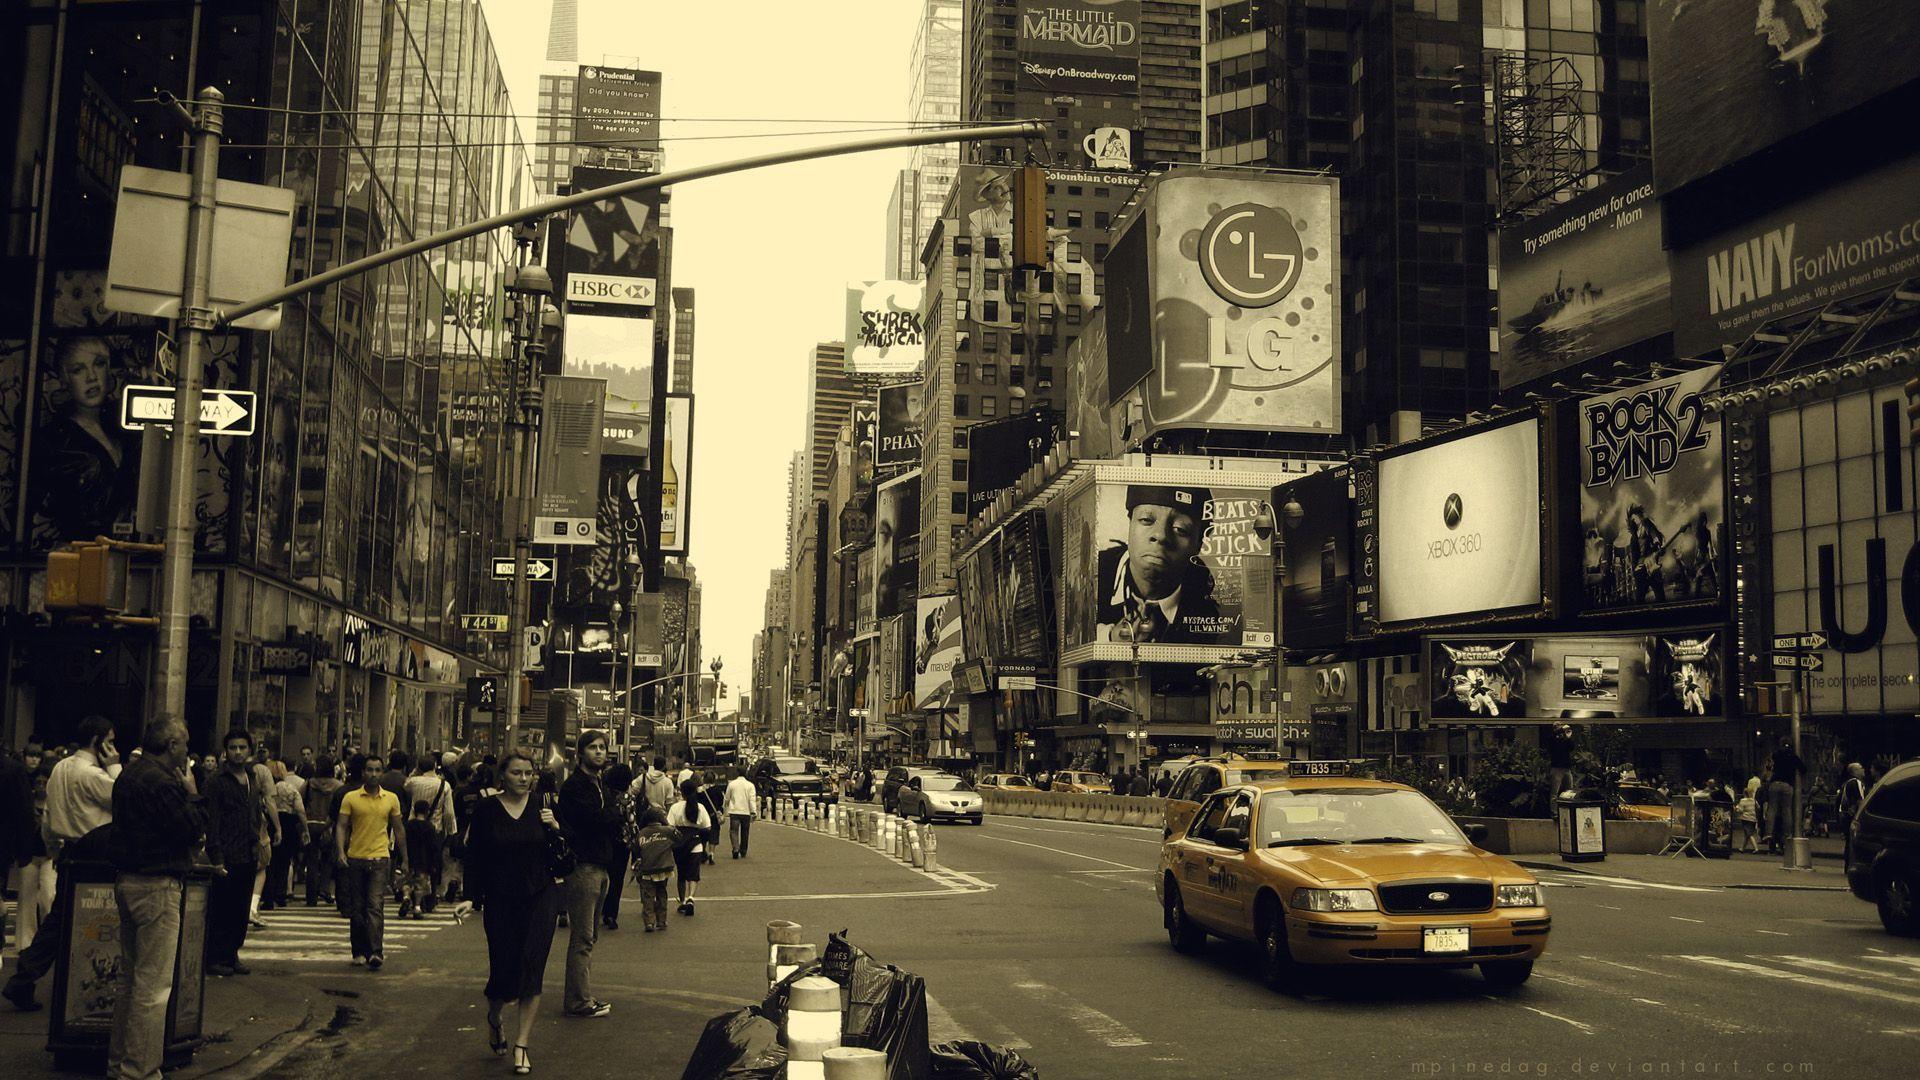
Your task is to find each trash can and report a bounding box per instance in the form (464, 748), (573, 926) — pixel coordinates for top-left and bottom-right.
(46, 858), (211, 1072)
(1555, 791), (1607, 863)
(1695, 795), (1734, 860)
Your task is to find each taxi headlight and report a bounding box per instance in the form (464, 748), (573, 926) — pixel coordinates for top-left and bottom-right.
(1290, 888), (1379, 912)
(1497, 884), (1543, 908)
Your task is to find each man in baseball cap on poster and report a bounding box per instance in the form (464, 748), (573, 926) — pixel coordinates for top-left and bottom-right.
(1095, 484), (1226, 645)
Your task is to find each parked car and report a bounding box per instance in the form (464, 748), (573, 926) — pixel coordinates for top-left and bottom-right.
(977, 773), (1035, 790)
(1611, 784), (1675, 823)
(897, 775), (985, 825)
(1051, 770), (1112, 795)
(1846, 760), (1920, 936)
(882, 765), (952, 813)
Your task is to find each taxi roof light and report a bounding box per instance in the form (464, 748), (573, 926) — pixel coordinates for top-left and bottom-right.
(1287, 760), (1353, 777)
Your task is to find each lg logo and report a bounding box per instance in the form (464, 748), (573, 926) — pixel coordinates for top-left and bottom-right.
(1199, 203), (1304, 308)
(1443, 493), (1464, 530)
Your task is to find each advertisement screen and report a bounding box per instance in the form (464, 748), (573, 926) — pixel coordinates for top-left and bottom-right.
(1275, 465), (1351, 650)
(1108, 173), (1340, 436)
(660, 394), (693, 555)
(1427, 631), (1725, 722)
(877, 382), (924, 470)
(1668, 152), (1920, 359)
(1376, 418), (1543, 626)
(1767, 385), (1920, 718)
(1647, 0), (1920, 195)
(1017, 0), (1140, 60)
(1579, 367), (1723, 614)
(953, 165), (1102, 332)
(957, 510), (1055, 669)
(533, 376), (606, 547)
(965, 408), (1064, 519)
(558, 166), (663, 310)
(874, 469), (921, 619)
(1059, 480), (1274, 654)
(560, 452), (647, 615)
(844, 280), (926, 375)
(1497, 165), (1669, 390)
(915, 594), (963, 709)
(573, 66), (662, 152)
(563, 312), (653, 453)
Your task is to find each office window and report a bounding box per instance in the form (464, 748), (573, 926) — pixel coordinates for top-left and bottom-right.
(1067, 210), (1083, 227)
(1095, 211), (1110, 229)
(951, 492), (968, 516)
(980, 363), (998, 384)
(955, 395), (970, 417)
(955, 361), (971, 383)
(951, 460), (968, 482)
(953, 428), (968, 449)
(981, 396), (998, 417)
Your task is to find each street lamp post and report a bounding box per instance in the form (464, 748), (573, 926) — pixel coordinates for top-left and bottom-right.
(500, 253), (557, 755)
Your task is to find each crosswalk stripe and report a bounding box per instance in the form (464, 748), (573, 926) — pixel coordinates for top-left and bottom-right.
(1675, 955), (1920, 1007)
(1773, 955), (1920, 988)
(1010, 977), (1148, 1049)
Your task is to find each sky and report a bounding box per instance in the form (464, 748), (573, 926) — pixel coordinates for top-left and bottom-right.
(482, 0), (925, 712)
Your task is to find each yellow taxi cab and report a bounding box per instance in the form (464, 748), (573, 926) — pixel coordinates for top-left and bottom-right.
(1612, 783), (1674, 823)
(1156, 765), (1550, 991)
(1161, 752), (1295, 838)
(1051, 770), (1112, 794)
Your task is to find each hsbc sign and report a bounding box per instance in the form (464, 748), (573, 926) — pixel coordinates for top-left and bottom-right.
(566, 273), (655, 307)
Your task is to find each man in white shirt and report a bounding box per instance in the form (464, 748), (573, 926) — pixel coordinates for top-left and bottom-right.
(5, 716), (119, 1011)
(723, 767), (759, 859)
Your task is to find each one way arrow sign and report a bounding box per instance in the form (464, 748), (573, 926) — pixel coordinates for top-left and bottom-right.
(492, 557), (555, 581)
(121, 384), (258, 436)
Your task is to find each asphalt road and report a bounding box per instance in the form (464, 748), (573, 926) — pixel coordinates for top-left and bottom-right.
(233, 811), (1917, 1079)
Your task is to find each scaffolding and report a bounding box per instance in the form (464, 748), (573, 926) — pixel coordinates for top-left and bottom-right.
(1489, 53), (1586, 223)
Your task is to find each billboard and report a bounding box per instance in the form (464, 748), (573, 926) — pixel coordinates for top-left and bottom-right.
(1274, 465), (1351, 650)
(877, 382), (924, 470)
(1647, 0), (1920, 195)
(1105, 173), (1339, 436)
(559, 166), (663, 310)
(573, 66), (662, 152)
(565, 452), (647, 614)
(1059, 479), (1275, 654)
(533, 376), (606, 546)
(964, 407), (1064, 519)
(1016, 53), (1139, 97)
(852, 399), (877, 488)
(1017, 1), (1140, 60)
(1766, 384), (1919, 718)
(956, 510), (1055, 666)
(563, 312), (653, 452)
(1578, 367), (1724, 614)
(1496, 165), (1669, 390)
(855, 547), (877, 640)
(914, 594), (963, 709)
(1669, 152), (1920, 359)
(660, 394), (693, 554)
(1376, 418), (1543, 626)
(1066, 310), (1116, 458)
(844, 280), (926, 375)
(953, 164), (1102, 332)
(1426, 631), (1726, 722)
(874, 469), (921, 619)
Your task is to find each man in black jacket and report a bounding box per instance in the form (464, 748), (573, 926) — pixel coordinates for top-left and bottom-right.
(205, 728), (265, 976)
(557, 730), (622, 1019)
(108, 718), (208, 1080)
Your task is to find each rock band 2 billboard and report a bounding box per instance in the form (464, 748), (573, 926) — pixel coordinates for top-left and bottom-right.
(1578, 365), (1724, 614)
(1426, 630), (1725, 723)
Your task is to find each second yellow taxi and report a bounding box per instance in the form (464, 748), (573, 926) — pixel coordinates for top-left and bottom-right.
(1156, 764), (1551, 990)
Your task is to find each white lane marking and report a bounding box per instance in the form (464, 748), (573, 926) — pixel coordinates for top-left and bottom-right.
(1866, 955), (1920, 973)
(1756, 930), (1790, 936)
(1596, 904), (1623, 911)
(1067, 868), (1155, 875)
(1547, 871), (1714, 893)
(1631, 998), (1665, 1007)
(1669, 916), (1705, 924)
(1880, 1028), (1920, 1036)
(1675, 955), (1920, 1007)
(1011, 980), (1150, 1049)
(926, 993), (1030, 1050)
(699, 887), (989, 902)
(1516, 1004), (1596, 1035)
(985, 821), (1162, 845)
(972, 833), (1151, 871)
(761, 821), (997, 894)
(1773, 955), (1920, 988)
(1577, 956), (1672, 978)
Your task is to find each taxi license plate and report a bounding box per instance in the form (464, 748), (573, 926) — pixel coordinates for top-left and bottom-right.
(1423, 927), (1470, 955)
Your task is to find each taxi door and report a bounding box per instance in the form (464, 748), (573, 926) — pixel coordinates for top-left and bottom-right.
(1173, 792), (1235, 929)
(1205, 792), (1259, 935)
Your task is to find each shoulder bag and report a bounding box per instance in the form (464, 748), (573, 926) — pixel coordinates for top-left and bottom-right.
(542, 793), (578, 878)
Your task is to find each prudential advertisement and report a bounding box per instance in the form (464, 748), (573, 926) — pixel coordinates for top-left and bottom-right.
(1377, 418), (1543, 626)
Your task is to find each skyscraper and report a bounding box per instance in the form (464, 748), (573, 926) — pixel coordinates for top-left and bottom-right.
(887, 0), (964, 280)
(803, 342), (861, 496)
(671, 287), (697, 394)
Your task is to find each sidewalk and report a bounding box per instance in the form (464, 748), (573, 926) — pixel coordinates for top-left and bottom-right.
(0, 963), (323, 1080)
(1518, 837), (1855, 892)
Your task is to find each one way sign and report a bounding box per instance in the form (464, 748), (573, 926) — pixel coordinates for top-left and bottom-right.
(492, 557), (555, 581)
(121, 384), (258, 436)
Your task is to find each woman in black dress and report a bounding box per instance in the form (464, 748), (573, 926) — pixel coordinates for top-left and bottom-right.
(466, 751), (561, 1075)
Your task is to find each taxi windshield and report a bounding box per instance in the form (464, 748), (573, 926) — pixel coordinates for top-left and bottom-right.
(1257, 788), (1466, 847)
(1224, 766), (1289, 785)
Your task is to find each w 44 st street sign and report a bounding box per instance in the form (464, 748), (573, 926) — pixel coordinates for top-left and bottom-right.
(121, 384), (258, 436)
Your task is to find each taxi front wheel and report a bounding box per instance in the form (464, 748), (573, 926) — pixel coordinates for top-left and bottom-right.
(1480, 959), (1534, 990)
(1164, 881), (1206, 954)
(1256, 899), (1296, 990)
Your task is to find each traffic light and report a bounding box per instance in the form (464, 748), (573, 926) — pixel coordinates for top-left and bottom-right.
(1012, 163), (1048, 272)
(1906, 377), (1920, 441)
(46, 541), (129, 612)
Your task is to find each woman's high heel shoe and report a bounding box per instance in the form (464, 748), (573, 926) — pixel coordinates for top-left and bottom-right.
(513, 1045), (532, 1074)
(487, 1015), (506, 1055)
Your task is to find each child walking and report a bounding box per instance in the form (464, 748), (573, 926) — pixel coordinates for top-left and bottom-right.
(631, 805), (679, 932)
(400, 798), (442, 919)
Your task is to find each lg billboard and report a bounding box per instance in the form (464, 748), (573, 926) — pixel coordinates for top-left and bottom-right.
(1376, 418), (1544, 627)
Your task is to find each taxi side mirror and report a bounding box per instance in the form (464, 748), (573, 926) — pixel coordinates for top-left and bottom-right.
(1215, 826), (1247, 850)
(1462, 822), (1489, 845)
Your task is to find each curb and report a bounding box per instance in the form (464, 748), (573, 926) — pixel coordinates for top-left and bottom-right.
(1516, 859), (1850, 893)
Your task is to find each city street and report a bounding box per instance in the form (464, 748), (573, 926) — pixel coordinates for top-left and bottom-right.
(8, 809), (1905, 1080)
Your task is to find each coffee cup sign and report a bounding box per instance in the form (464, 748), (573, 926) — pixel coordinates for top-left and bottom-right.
(1083, 126), (1132, 170)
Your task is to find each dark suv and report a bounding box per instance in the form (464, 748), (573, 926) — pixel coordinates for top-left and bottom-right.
(1846, 760), (1920, 936)
(757, 756), (825, 802)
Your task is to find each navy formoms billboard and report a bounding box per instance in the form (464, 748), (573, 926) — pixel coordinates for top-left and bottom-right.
(1497, 165), (1669, 391)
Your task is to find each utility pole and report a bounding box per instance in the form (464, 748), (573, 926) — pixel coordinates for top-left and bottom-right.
(152, 87), (223, 725)
(1785, 666), (1811, 871)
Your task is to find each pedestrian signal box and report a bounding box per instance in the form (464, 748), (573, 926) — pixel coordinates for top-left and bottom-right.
(1013, 164), (1048, 272)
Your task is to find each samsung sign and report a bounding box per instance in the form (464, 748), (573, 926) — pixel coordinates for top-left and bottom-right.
(1376, 418), (1543, 626)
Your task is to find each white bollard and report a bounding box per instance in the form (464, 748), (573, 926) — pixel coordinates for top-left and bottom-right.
(909, 823), (925, 867)
(784, 975), (843, 1080)
(823, 1046), (887, 1080)
(767, 920), (813, 987)
(923, 825), (939, 872)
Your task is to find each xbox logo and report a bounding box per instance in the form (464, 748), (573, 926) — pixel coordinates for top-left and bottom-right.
(1442, 493), (1464, 530)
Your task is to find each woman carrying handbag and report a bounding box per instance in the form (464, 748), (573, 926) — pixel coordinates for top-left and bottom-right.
(465, 751), (566, 1074)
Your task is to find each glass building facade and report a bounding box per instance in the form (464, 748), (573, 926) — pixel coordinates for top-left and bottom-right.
(0, 0), (536, 755)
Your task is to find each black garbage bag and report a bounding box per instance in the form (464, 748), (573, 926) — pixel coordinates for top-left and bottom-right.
(821, 928), (860, 983)
(843, 957), (931, 1080)
(930, 1042), (1040, 1080)
(681, 1008), (788, 1080)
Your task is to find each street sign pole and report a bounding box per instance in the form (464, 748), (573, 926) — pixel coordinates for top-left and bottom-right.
(1785, 664), (1812, 871)
(153, 87), (222, 728)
